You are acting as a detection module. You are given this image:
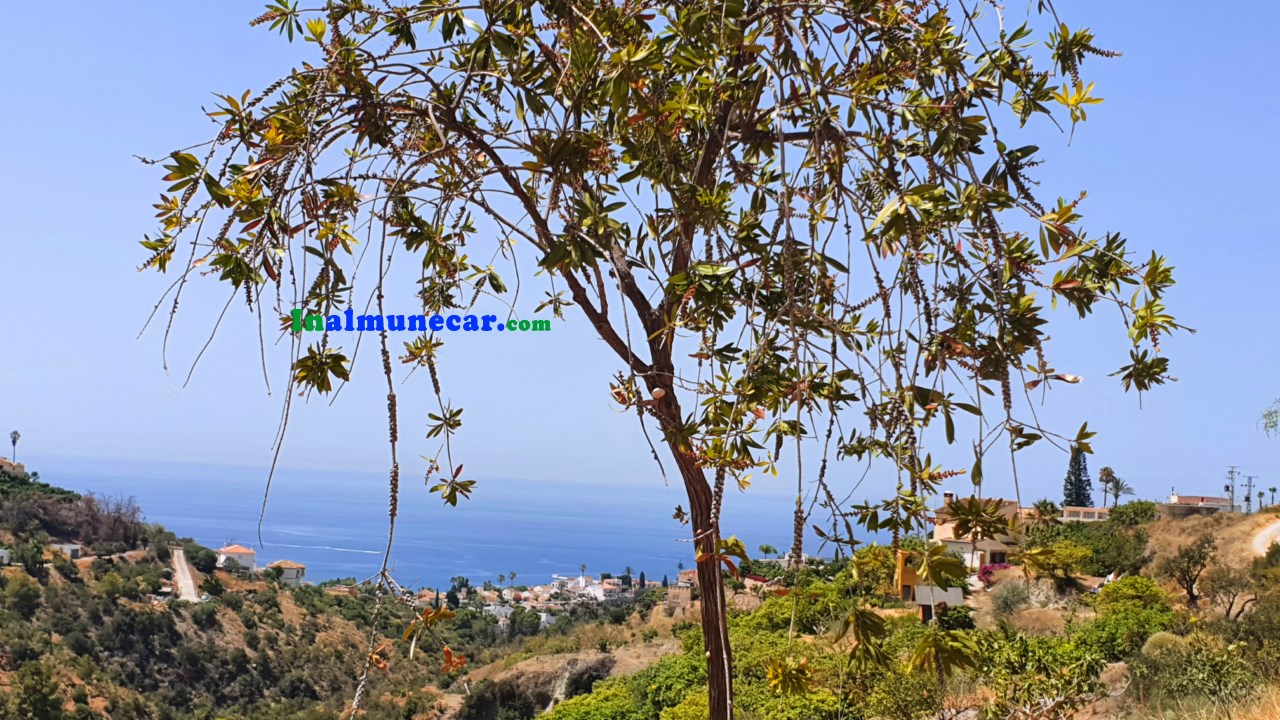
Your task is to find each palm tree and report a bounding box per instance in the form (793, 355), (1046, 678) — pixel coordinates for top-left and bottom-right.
(1097, 466), (1118, 507)
(1270, 487), (1277, 508)
(8, 430), (18, 462)
(758, 544), (777, 559)
(1259, 492), (1266, 512)
(509, 571), (517, 588)
(579, 563), (587, 579)
(498, 573), (505, 587)
(1110, 479), (1135, 507)
(1028, 499), (1060, 530)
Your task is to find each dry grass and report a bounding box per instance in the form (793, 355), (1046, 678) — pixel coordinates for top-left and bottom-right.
(1010, 606), (1066, 635)
(1118, 685), (1280, 720)
(1146, 511), (1280, 568)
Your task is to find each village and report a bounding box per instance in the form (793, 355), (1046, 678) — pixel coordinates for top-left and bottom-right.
(0, 452), (1264, 626)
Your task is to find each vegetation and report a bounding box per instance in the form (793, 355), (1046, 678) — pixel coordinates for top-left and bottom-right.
(136, 0), (1183, 714)
(1158, 534), (1218, 609)
(1063, 446), (1095, 508)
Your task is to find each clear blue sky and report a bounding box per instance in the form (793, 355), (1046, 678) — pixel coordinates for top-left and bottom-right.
(2, 3), (1278, 507)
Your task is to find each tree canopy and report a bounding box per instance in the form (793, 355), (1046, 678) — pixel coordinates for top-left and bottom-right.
(138, 0), (1180, 714)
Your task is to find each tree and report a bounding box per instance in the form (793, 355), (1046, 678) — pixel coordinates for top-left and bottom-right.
(8, 659), (63, 720)
(1110, 500), (1158, 527)
(497, 573), (505, 588)
(509, 570), (517, 588)
(1270, 487), (1277, 508)
(1028, 499), (1060, 531)
(200, 574), (226, 597)
(8, 430), (18, 462)
(1201, 565), (1257, 620)
(1157, 534), (1217, 608)
(186, 546), (217, 574)
(4, 573), (42, 619)
(138, 2), (1180, 715)
(638, 571), (646, 589)
(13, 538), (44, 576)
(661, 575), (669, 588)
(1110, 478), (1135, 507)
(758, 544), (777, 559)
(1097, 466), (1116, 508)
(1259, 491), (1267, 512)
(1063, 447), (1094, 508)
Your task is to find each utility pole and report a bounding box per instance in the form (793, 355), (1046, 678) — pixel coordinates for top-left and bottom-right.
(1244, 475), (1258, 514)
(1226, 466), (1240, 511)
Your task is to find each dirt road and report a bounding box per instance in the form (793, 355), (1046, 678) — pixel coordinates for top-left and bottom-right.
(1251, 517), (1280, 557)
(171, 546), (202, 602)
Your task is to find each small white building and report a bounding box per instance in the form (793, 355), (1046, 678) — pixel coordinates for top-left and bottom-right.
(0, 548), (10, 565)
(216, 544), (257, 570)
(1168, 493), (1233, 512)
(268, 559), (306, 587)
(51, 543), (83, 560)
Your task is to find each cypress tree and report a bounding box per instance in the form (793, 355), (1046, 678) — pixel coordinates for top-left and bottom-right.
(661, 575), (669, 588)
(639, 571), (646, 588)
(1063, 447), (1094, 507)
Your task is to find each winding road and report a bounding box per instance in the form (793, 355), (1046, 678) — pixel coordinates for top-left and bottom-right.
(171, 546), (202, 602)
(1251, 517), (1280, 557)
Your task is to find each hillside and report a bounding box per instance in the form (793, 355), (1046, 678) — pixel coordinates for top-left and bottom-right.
(0, 467), (676, 719)
(6, 467), (1280, 719)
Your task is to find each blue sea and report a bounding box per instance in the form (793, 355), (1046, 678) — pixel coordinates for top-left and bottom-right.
(33, 456), (827, 590)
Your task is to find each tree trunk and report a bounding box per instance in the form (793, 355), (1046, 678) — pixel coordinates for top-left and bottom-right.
(673, 442), (735, 719)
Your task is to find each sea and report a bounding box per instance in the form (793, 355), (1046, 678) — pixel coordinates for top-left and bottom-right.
(33, 455), (836, 591)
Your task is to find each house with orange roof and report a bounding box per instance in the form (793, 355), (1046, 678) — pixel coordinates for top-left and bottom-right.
(267, 559), (306, 587)
(216, 544), (257, 571)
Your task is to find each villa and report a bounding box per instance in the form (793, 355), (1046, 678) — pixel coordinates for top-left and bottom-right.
(216, 544), (257, 570)
(268, 559), (306, 587)
(933, 492), (1027, 569)
(1061, 506), (1110, 522)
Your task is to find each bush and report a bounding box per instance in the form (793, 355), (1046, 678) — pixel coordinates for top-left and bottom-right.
(1132, 633), (1260, 706)
(190, 602), (220, 629)
(978, 563), (1011, 587)
(992, 581), (1029, 619)
(542, 680), (644, 720)
(1110, 500), (1158, 526)
(1095, 575), (1169, 612)
(1073, 581), (1174, 661)
(938, 605), (976, 631)
(862, 668), (941, 720)
(199, 574), (225, 597)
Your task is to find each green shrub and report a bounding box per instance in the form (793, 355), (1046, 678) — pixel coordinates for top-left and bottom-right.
(862, 668), (941, 720)
(974, 630), (1105, 718)
(1110, 500), (1158, 526)
(1073, 584), (1173, 661)
(991, 581), (1029, 619)
(1095, 575), (1168, 612)
(1132, 633), (1260, 706)
(540, 679), (644, 720)
(190, 602), (220, 629)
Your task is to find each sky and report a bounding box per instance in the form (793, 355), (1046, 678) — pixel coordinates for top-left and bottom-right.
(2, 2), (1279, 513)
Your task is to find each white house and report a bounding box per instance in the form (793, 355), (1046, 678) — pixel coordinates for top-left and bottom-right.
(216, 544), (257, 570)
(268, 559), (306, 587)
(1168, 493), (1233, 512)
(0, 548), (10, 565)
